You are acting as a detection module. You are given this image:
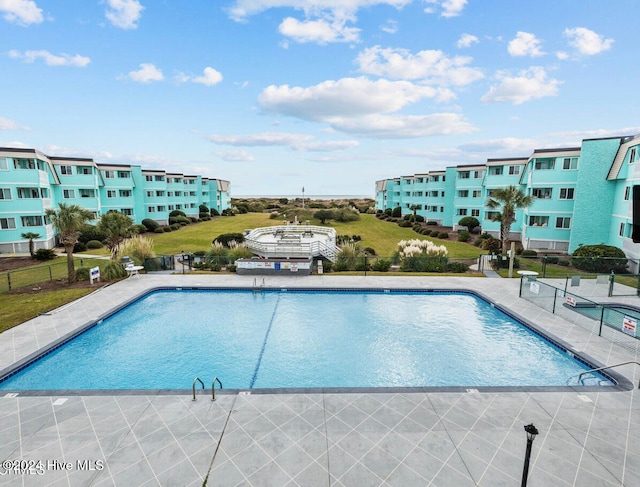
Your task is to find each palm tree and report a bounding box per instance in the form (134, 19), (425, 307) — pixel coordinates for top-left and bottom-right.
(21, 232), (41, 257)
(486, 185), (533, 254)
(97, 211), (134, 258)
(45, 203), (94, 283)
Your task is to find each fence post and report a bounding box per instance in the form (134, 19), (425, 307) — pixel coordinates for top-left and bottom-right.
(49, 265), (53, 282)
(552, 289), (557, 314)
(542, 256), (547, 278)
(598, 306), (604, 336)
(7, 271), (11, 291)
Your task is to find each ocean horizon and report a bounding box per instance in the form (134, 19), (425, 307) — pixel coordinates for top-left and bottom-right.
(234, 194), (375, 200)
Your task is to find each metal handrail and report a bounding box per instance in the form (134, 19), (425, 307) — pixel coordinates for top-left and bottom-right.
(577, 361), (640, 388)
(211, 377), (222, 401)
(192, 377), (204, 401)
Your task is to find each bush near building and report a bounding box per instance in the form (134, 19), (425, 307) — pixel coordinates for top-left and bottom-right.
(571, 244), (628, 273)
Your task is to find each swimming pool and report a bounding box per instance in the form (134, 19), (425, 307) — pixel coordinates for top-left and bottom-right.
(0, 288), (614, 391)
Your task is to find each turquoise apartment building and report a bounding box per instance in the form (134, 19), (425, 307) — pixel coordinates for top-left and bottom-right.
(375, 134), (640, 263)
(0, 147), (231, 253)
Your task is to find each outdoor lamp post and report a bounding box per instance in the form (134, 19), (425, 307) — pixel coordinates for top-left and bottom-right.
(364, 252), (368, 276)
(181, 250), (185, 274)
(521, 423), (539, 487)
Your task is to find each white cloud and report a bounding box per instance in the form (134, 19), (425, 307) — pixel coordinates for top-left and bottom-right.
(0, 116), (30, 130)
(508, 32), (544, 57)
(278, 15), (360, 44)
(423, 0), (468, 18)
(564, 27), (613, 55)
(381, 19), (398, 34)
(213, 150), (255, 162)
(105, 0), (144, 30)
(458, 137), (538, 154)
(295, 140), (360, 151)
(0, 0), (43, 25)
(209, 132), (314, 147)
(481, 67), (561, 105)
(9, 49), (90, 67)
(326, 113), (476, 138)
(227, 1), (412, 22)
(126, 63), (164, 83)
(259, 77), (441, 120)
(178, 67), (223, 86)
(356, 46), (483, 87)
(556, 51), (569, 60)
(457, 33), (478, 48)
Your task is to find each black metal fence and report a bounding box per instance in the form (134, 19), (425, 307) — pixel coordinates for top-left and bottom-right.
(0, 258), (96, 293)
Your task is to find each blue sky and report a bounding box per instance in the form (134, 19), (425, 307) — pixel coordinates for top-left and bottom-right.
(1, 0), (638, 196)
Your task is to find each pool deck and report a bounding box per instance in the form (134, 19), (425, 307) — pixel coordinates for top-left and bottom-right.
(1, 274), (639, 487)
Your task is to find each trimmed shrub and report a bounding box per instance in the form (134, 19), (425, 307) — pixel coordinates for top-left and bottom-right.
(210, 208), (220, 216)
(384, 208), (393, 216)
(421, 229), (432, 236)
(78, 224), (107, 244)
(34, 248), (56, 261)
(398, 220), (412, 227)
(426, 221), (438, 225)
(372, 259), (391, 272)
(391, 206), (402, 218)
(354, 257), (371, 272)
(447, 262), (469, 273)
(437, 232), (449, 239)
(543, 255), (559, 264)
(162, 226), (172, 232)
(73, 242), (87, 252)
(74, 267), (91, 281)
(558, 259), (570, 266)
(199, 212), (209, 219)
(154, 227), (165, 233)
(412, 224), (422, 232)
(334, 208), (360, 222)
(226, 264), (237, 273)
(170, 223), (181, 231)
(457, 230), (471, 242)
(169, 216), (190, 225)
(134, 224), (147, 234)
(481, 237), (501, 252)
(571, 244), (628, 273)
(142, 219), (160, 232)
(169, 210), (186, 218)
(363, 247), (377, 255)
(415, 215), (425, 222)
(458, 216), (480, 229)
(86, 240), (103, 249)
(521, 249), (538, 258)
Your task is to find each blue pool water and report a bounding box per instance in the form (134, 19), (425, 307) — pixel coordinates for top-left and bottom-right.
(0, 289), (611, 390)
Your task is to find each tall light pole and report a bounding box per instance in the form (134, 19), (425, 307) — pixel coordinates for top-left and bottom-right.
(521, 423), (539, 487)
(181, 250), (185, 274)
(302, 186), (305, 209)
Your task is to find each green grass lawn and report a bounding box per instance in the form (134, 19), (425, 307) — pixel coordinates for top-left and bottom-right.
(148, 213), (484, 259)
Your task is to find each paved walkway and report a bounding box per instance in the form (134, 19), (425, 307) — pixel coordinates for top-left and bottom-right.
(1, 275), (639, 486)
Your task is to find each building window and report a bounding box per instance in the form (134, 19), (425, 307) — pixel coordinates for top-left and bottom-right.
(107, 190), (117, 198)
(176, 204), (182, 209)
(14, 159), (36, 170)
(118, 171), (130, 178)
(457, 190), (469, 198)
(157, 206), (166, 212)
(0, 158), (8, 170)
(431, 175), (440, 182)
(405, 192), (411, 197)
(175, 191), (182, 197)
(562, 157), (578, 170)
(555, 217), (571, 229)
(457, 208), (468, 216)
(441, 191), (445, 197)
(458, 171), (470, 179)
(440, 206), (444, 212)
(41, 188), (49, 198)
(145, 175), (153, 182)
(63, 189), (75, 199)
(620, 222), (625, 237)
(17, 188), (40, 199)
(532, 188), (552, 199)
(416, 178), (424, 183)
(156, 190), (165, 197)
(489, 166), (503, 175)
(146, 191), (154, 198)
(0, 217), (17, 229)
(560, 188), (575, 200)
(486, 189), (497, 197)
(534, 160), (554, 170)
(0, 188), (11, 200)
(154, 175), (164, 181)
(122, 208), (133, 216)
(79, 166), (93, 175)
(21, 216), (44, 227)
(624, 186), (631, 200)
(474, 170), (484, 179)
(485, 211), (500, 220)
(79, 189), (95, 198)
(528, 216), (549, 227)
(472, 190), (482, 198)
(508, 165), (521, 175)
(629, 148), (637, 163)
(104, 170), (115, 179)
(471, 209), (480, 217)
(168, 205), (175, 211)
(59, 165), (73, 175)
(119, 190), (132, 197)
(147, 206), (155, 213)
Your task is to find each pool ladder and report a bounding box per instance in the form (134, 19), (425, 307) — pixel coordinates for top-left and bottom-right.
(577, 361), (640, 388)
(252, 277), (266, 293)
(192, 377), (223, 401)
